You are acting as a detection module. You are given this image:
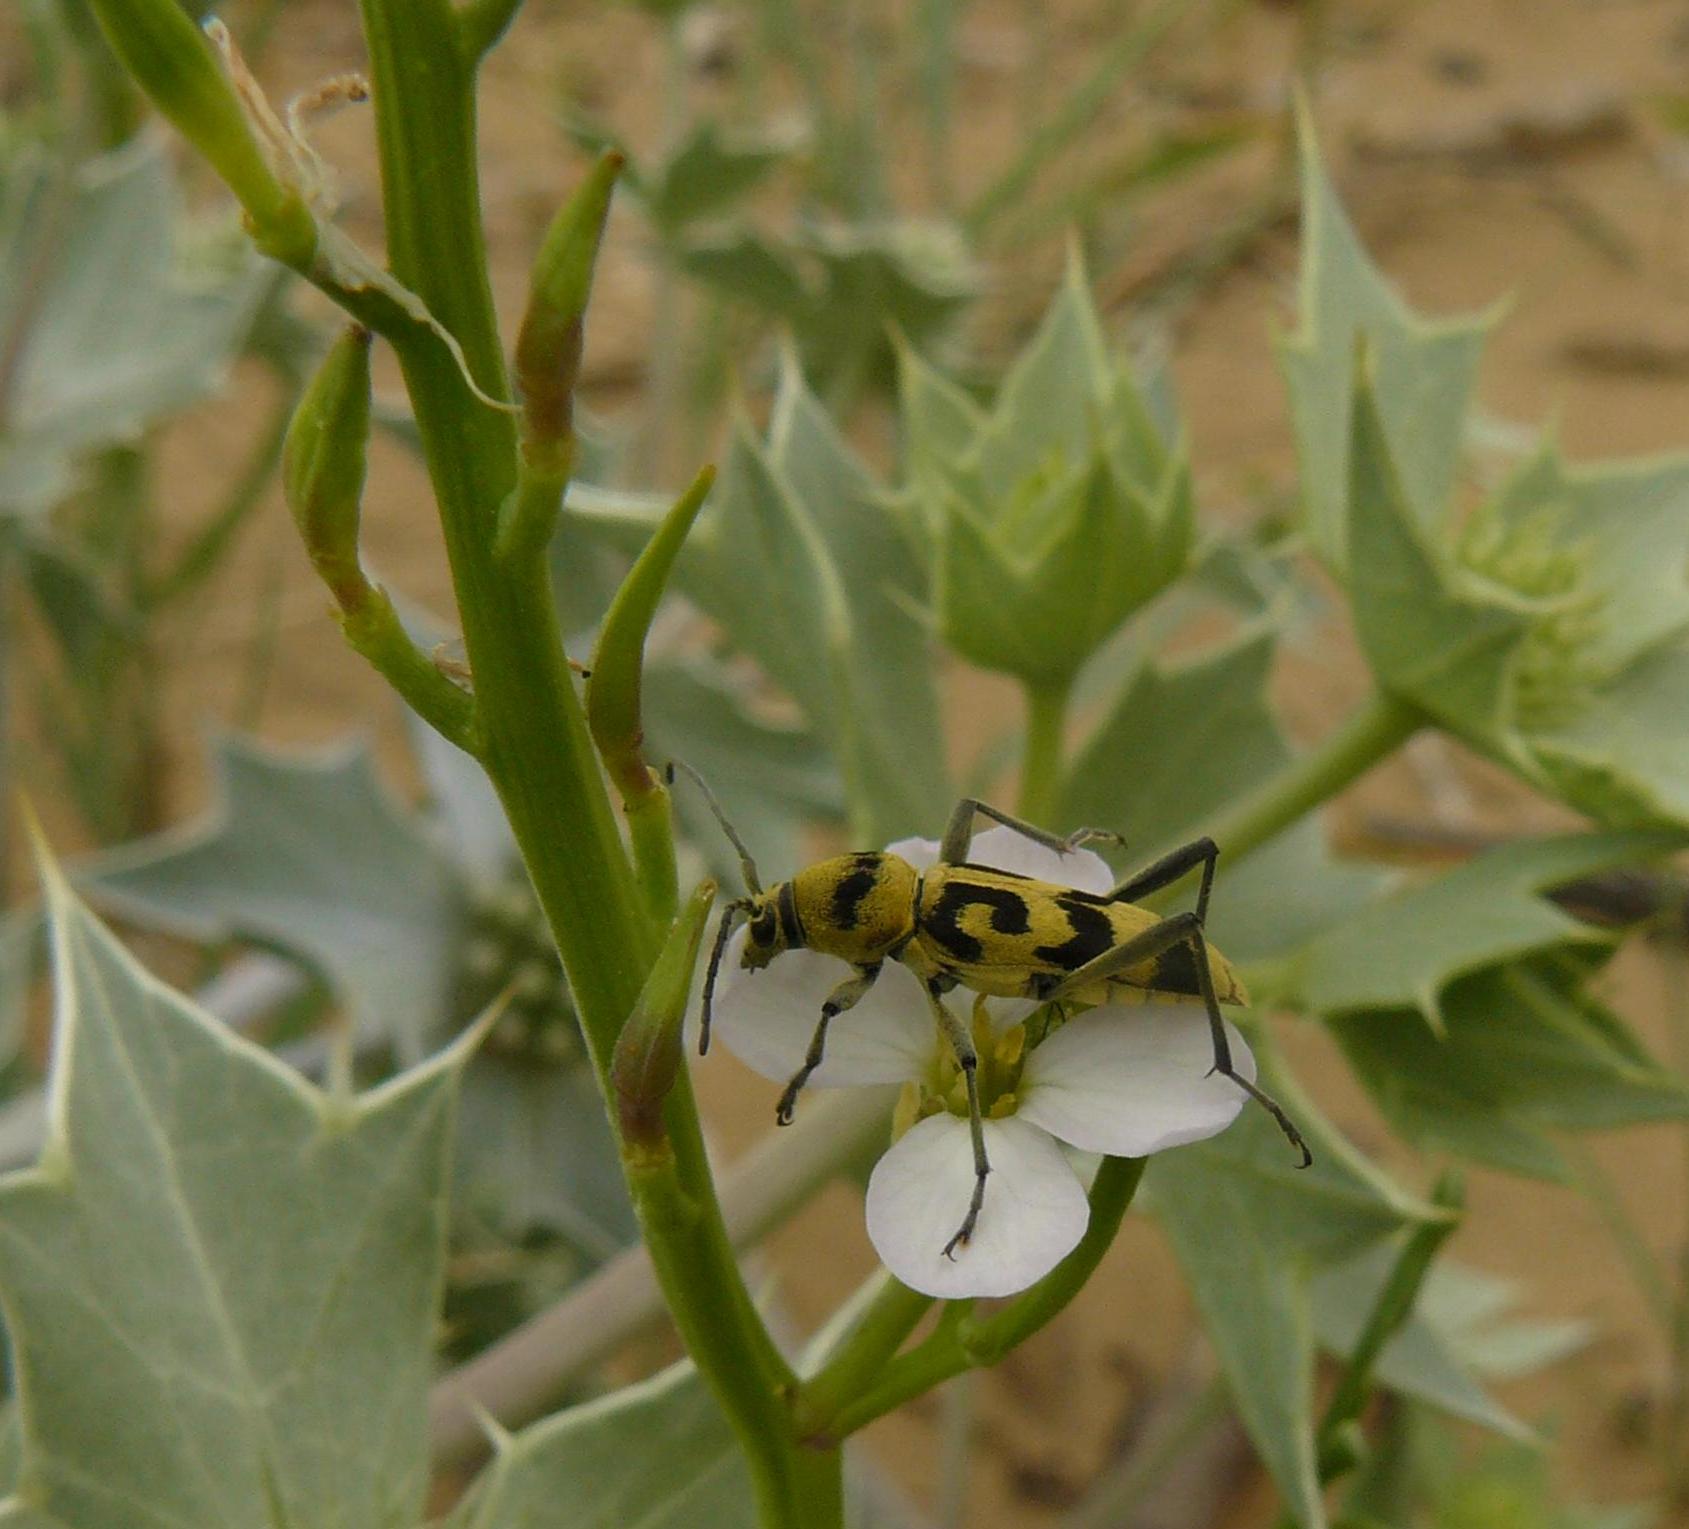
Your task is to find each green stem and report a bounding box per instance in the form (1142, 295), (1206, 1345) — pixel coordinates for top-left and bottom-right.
(348, 6), (823, 1518)
(796, 1272), (935, 1432)
(1566, 1139), (1674, 1334)
(820, 1157), (1146, 1439)
(1665, 943), (1689, 1506)
(1195, 689), (1424, 868)
(142, 359), (300, 610)
(1315, 1172), (1462, 1480)
(1019, 674), (1072, 826)
(627, 1085), (834, 1524)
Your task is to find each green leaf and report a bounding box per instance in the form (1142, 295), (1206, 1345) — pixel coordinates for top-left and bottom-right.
(1277, 102), (1495, 572)
(1346, 369), (1529, 758)
(1063, 633), (1284, 848)
(894, 339), (985, 544)
(677, 375), (946, 843)
(1489, 441), (1689, 672)
(442, 1361), (754, 1529)
(643, 120), (798, 233)
(1331, 954), (1689, 1179)
(1151, 1098), (1439, 1529)
(1311, 1245), (1533, 1440)
(0, 864), (475, 1529)
(453, 1057), (636, 1258)
(88, 735), (471, 1061)
(1281, 832), (1678, 1023)
(1347, 364), (1689, 834)
(936, 448), (1192, 684)
(643, 657), (842, 881)
(794, 220), (974, 378)
(974, 253), (1111, 492)
(680, 231), (810, 316)
(1534, 641), (1689, 830)
(0, 144), (265, 519)
(1415, 1260), (1590, 1382)
(766, 363), (949, 833)
(1060, 633), (1383, 961)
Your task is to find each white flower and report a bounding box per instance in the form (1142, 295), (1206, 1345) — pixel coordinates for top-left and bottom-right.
(708, 827), (1255, 1299)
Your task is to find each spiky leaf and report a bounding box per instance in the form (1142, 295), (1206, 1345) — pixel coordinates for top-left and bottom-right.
(442, 1362), (753, 1529)
(0, 863), (474, 1529)
(90, 736), (470, 1060)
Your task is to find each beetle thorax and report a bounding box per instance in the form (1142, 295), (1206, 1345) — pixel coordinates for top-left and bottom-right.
(786, 852), (920, 964)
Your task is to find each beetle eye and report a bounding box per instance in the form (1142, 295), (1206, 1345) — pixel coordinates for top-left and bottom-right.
(749, 907), (779, 947)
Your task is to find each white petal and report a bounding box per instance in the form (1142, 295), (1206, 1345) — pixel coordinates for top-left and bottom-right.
(967, 825), (1115, 894)
(865, 1114), (1089, 1298)
(883, 826), (1113, 893)
(1017, 1005), (1255, 1156)
(704, 924), (935, 1087)
(883, 835), (941, 871)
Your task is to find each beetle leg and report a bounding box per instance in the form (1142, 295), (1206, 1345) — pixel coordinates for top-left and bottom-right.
(1043, 911), (1311, 1167)
(939, 797), (1122, 865)
(1107, 836), (1218, 922)
(923, 982), (992, 1257)
(776, 962), (883, 1124)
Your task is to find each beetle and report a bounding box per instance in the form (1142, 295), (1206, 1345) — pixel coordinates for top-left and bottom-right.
(677, 767), (1310, 1257)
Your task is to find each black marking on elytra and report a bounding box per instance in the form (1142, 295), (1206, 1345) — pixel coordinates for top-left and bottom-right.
(777, 880), (804, 947)
(1148, 942), (1202, 996)
(926, 881), (1033, 964)
(1033, 895), (1116, 969)
(830, 863), (882, 930)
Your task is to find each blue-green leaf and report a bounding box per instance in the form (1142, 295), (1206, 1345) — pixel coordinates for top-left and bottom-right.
(0, 863), (474, 1529)
(0, 145), (266, 520)
(1277, 103), (1495, 571)
(442, 1362), (753, 1529)
(1151, 1098), (1440, 1529)
(89, 735), (470, 1061)
(1281, 832), (1678, 1024)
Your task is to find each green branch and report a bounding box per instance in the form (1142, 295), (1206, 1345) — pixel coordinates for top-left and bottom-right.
(1197, 688), (1425, 869)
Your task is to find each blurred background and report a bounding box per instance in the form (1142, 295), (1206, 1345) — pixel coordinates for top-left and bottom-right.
(4, 0), (1689, 1523)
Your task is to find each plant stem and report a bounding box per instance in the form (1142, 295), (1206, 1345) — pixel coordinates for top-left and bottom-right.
(1665, 941), (1689, 1506)
(627, 1126), (836, 1524)
(796, 1272), (935, 1431)
(1314, 1172), (1462, 1480)
(1196, 689), (1424, 868)
(142, 354), (300, 610)
(1019, 674), (1072, 825)
(1566, 1140), (1674, 1334)
(349, 6), (825, 1517)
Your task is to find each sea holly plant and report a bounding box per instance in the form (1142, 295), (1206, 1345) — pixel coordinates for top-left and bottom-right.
(8, 3), (1689, 1526)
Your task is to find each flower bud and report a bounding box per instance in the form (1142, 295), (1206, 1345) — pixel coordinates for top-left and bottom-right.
(905, 261), (1193, 686)
(284, 326), (373, 610)
(612, 880), (716, 1150)
(514, 151), (623, 472)
(83, 0), (313, 262)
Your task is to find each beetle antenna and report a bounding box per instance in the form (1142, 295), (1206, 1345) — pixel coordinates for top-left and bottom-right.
(699, 899), (749, 1055)
(667, 759), (762, 895)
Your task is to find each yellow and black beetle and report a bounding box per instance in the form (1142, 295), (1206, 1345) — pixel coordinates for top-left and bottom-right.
(677, 769), (1310, 1257)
